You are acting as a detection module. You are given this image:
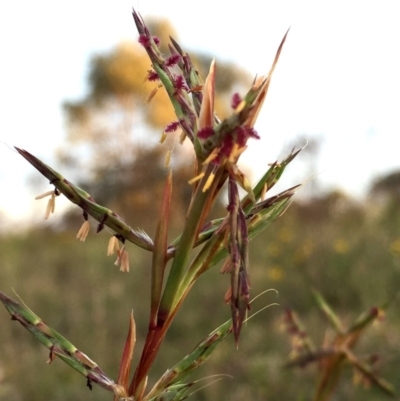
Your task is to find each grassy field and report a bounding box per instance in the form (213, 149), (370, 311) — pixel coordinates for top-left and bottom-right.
(1, 191), (399, 401)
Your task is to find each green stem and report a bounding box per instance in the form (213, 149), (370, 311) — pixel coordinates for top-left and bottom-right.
(159, 165), (223, 319)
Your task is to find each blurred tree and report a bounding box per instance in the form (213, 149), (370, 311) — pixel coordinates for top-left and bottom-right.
(369, 170), (400, 232)
(290, 189), (363, 224)
(59, 18), (251, 231)
(370, 170), (400, 201)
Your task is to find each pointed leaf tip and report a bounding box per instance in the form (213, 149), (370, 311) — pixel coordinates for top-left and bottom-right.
(116, 311), (136, 397)
(198, 59), (216, 130)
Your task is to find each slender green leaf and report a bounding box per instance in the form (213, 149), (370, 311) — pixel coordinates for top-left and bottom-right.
(144, 320), (232, 401)
(0, 291), (119, 394)
(151, 171), (172, 325)
(15, 147), (154, 252)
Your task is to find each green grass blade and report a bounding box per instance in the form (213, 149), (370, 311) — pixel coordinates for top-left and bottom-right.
(312, 290), (344, 334)
(242, 147), (302, 214)
(144, 319), (232, 401)
(15, 147), (154, 252)
(151, 171), (172, 326)
(247, 196), (294, 241)
(159, 165), (224, 317)
(168, 217), (225, 250)
(347, 293), (397, 334)
(344, 348), (395, 397)
(0, 291), (119, 394)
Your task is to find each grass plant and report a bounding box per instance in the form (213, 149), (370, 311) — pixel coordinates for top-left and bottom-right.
(1, 9), (300, 401)
(0, 10), (397, 401)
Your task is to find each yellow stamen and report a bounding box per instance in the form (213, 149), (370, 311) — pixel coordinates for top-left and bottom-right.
(203, 147), (220, 164)
(36, 189), (59, 219)
(188, 172), (205, 185)
(76, 220), (90, 242)
(114, 246), (124, 266)
(107, 236), (120, 256)
(35, 190), (55, 200)
(45, 199), (51, 219)
(202, 172), (215, 192)
(146, 87), (158, 103)
(50, 194), (56, 213)
(261, 183), (268, 201)
(44, 194), (56, 219)
(165, 150), (171, 168)
(179, 131), (186, 144)
(115, 246), (129, 273)
(234, 100), (246, 114)
(120, 250), (130, 273)
(243, 176), (253, 194)
(159, 131), (167, 144)
(229, 144), (247, 163)
(165, 138), (176, 168)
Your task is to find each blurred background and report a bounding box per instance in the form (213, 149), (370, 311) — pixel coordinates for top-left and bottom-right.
(1, 1), (400, 400)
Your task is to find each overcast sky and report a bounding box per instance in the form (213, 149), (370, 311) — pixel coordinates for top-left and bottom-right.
(1, 1), (399, 228)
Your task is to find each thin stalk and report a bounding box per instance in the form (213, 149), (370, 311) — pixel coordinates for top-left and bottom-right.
(129, 291), (190, 399)
(158, 164), (224, 320)
(150, 171), (172, 327)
